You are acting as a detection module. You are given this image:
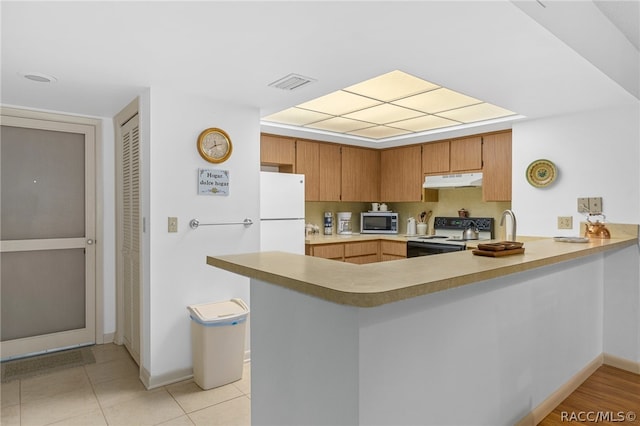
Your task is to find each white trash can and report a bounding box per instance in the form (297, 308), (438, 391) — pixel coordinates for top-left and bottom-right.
(187, 298), (249, 390)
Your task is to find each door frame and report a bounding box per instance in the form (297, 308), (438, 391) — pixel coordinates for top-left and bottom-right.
(0, 106), (104, 356)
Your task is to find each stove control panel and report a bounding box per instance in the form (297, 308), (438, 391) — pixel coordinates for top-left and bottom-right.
(433, 217), (494, 232)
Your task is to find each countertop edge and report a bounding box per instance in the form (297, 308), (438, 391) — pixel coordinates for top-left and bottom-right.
(208, 237), (638, 308)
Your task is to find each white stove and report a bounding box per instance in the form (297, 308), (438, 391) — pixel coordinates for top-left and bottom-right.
(407, 217), (494, 256)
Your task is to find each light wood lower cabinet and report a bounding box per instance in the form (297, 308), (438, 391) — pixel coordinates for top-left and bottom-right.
(307, 243), (344, 261)
(344, 241), (379, 264)
(307, 239), (407, 263)
(380, 240), (407, 261)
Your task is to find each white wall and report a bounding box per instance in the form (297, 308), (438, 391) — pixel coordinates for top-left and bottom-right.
(512, 105), (639, 236)
(142, 88), (260, 385)
(512, 104), (640, 364)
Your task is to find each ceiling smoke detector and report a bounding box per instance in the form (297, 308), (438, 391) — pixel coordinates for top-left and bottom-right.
(21, 72), (58, 83)
(268, 73), (316, 91)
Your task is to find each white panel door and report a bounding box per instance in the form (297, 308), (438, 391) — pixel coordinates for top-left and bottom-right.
(0, 115), (96, 360)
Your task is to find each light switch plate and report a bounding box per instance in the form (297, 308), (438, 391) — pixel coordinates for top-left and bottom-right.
(168, 217), (178, 233)
(577, 197), (590, 213)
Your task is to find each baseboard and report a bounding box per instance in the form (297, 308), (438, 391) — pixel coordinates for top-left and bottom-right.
(102, 332), (115, 344)
(140, 365), (194, 390)
(515, 354), (603, 426)
(603, 352), (640, 374)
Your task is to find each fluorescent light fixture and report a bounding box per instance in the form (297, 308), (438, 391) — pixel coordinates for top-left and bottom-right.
(262, 70), (518, 141)
(436, 103), (515, 123)
(343, 103), (424, 124)
(297, 90), (382, 115)
(305, 117), (374, 132)
(344, 70), (440, 101)
(262, 107), (332, 126)
(392, 88), (480, 113)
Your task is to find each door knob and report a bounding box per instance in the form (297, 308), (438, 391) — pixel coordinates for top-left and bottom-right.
(87, 239), (94, 245)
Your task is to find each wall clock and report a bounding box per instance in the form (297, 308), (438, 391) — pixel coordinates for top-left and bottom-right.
(197, 127), (232, 163)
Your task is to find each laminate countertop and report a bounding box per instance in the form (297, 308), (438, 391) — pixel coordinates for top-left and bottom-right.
(208, 225), (638, 308)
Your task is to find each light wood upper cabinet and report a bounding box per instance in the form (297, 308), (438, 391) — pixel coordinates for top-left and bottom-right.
(422, 141), (450, 175)
(295, 140), (320, 201)
(260, 134), (295, 172)
(450, 136), (482, 172)
(381, 145), (423, 202)
(482, 132), (512, 201)
(422, 137), (482, 175)
(341, 146), (380, 202)
(318, 143), (341, 201)
(295, 140), (341, 201)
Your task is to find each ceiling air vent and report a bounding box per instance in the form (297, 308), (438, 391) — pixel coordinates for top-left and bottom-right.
(268, 73), (316, 91)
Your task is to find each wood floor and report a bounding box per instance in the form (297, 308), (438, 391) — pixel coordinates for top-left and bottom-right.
(539, 365), (640, 425)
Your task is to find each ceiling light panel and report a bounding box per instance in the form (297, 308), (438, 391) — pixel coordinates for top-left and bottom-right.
(296, 90), (382, 115)
(392, 88), (480, 113)
(344, 70), (440, 102)
(261, 70), (519, 142)
(305, 117), (373, 132)
(262, 107), (333, 126)
(343, 103), (425, 124)
(436, 103), (516, 123)
(348, 125), (412, 139)
(391, 115), (460, 132)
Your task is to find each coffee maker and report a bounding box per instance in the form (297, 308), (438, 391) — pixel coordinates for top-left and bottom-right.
(336, 212), (353, 235)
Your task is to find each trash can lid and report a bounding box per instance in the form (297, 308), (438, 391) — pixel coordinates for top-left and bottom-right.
(187, 298), (249, 324)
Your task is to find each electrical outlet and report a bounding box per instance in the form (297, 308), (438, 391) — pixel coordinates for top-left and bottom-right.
(577, 197), (590, 213)
(557, 216), (573, 229)
(588, 197), (602, 214)
(168, 217), (178, 233)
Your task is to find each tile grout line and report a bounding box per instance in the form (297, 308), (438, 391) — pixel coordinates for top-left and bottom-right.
(83, 362), (110, 426)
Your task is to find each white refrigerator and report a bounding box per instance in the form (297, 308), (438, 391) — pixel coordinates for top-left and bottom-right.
(259, 172), (305, 255)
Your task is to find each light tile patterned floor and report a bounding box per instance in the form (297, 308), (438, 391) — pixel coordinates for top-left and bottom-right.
(0, 344), (251, 426)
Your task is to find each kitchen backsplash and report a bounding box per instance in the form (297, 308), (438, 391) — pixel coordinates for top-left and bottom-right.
(306, 187), (511, 239)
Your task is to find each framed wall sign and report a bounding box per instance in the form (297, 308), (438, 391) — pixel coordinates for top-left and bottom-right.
(198, 169), (229, 196)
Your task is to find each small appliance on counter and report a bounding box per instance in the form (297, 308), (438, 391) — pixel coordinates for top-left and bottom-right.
(407, 217), (494, 257)
(324, 212), (333, 235)
(407, 217), (417, 236)
(361, 211), (398, 234)
(337, 212), (353, 235)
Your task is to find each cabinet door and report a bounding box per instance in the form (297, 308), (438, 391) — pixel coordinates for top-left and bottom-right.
(295, 140), (320, 201)
(261, 134), (295, 169)
(380, 240), (406, 258)
(450, 136), (482, 172)
(318, 143), (342, 201)
(341, 146), (380, 202)
(422, 141), (450, 175)
(310, 243), (344, 260)
(381, 145), (422, 202)
(482, 132), (512, 201)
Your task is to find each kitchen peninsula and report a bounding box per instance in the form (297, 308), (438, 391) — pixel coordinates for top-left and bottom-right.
(208, 229), (638, 425)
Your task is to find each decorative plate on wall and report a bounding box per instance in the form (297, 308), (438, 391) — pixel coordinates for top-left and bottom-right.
(526, 159), (557, 188)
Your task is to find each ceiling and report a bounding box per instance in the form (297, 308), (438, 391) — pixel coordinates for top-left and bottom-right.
(2, 1), (638, 147)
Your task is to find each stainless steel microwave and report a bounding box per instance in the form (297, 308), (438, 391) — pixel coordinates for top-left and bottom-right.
(360, 212), (399, 234)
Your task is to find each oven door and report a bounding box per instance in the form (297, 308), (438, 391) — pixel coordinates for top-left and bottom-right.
(407, 241), (466, 257)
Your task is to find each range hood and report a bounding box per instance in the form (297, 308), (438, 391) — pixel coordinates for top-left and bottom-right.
(423, 172), (483, 189)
